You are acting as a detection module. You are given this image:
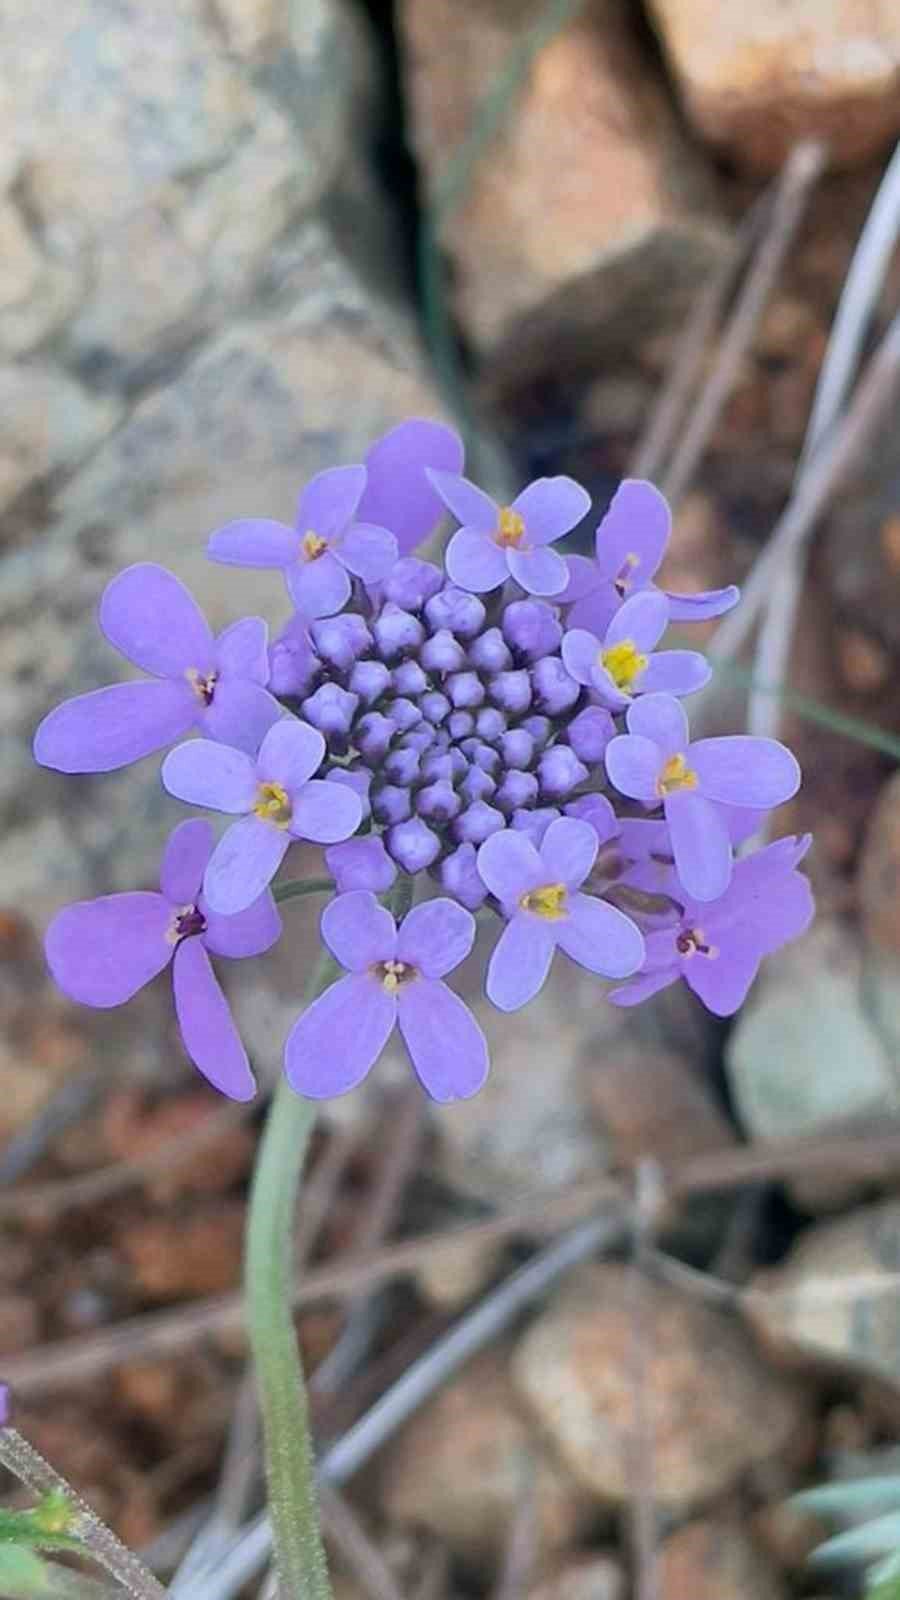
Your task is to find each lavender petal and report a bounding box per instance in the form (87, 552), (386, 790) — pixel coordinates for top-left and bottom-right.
(665, 789), (732, 902)
(322, 889), (396, 971)
(284, 973), (396, 1097)
(398, 980), (489, 1102)
(201, 680), (283, 755)
(396, 897), (475, 978)
(445, 526), (509, 593)
(338, 522), (399, 583)
(203, 815), (291, 915)
(99, 563), (215, 678)
(486, 914), (556, 1012)
(296, 464), (367, 541)
(604, 588), (669, 652)
(665, 584), (739, 622)
(325, 836), (397, 894)
(540, 816), (598, 891)
(45, 893), (172, 1007)
(594, 479), (669, 581)
(286, 550), (352, 616)
(690, 736), (801, 809)
(555, 892), (644, 978)
(35, 680), (196, 774)
(162, 740), (259, 814)
(214, 616), (270, 683)
(625, 691), (689, 755)
(427, 468), (497, 531)
(160, 818), (213, 905)
(207, 518), (298, 568)
(506, 544), (568, 597)
(172, 938), (257, 1101)
(637, 650), (711, 697)
(361, 420), (465, 557)
(476, 828), (544, 904)
(258, 718), (325, 790)
(289, 779), (361, 844)
(511, 476), (591, 545)
(202, 888), (282, 959)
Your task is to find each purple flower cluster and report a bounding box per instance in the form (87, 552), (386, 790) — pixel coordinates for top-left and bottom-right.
(35, 419), (814, 1104)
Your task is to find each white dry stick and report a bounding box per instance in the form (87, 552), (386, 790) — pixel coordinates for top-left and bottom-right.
(747, 140), (900, 757)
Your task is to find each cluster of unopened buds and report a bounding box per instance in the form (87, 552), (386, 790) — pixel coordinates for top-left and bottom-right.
(35, 419), (814, 1104)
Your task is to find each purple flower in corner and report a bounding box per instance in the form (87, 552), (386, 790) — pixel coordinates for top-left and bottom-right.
(561, 589), (710, 711)
(605, 693), (801, 903)
(45, 820), (281, 1100)
(162, 719), (362, 915)
(284, 892), (488, 1102)
(477, 817), (645, 1012)
(33, 564), (281, 772)
(609, 835), (814, 1015)
(207, 465), (398, 616)
(428, 469), (590, 597)
(562, 479), (739, 634)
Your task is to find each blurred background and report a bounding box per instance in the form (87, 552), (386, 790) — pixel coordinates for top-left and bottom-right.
(2, 2), (900, 1596)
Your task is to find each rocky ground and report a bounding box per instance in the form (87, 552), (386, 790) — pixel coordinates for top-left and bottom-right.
(3, 1), (900, 1596)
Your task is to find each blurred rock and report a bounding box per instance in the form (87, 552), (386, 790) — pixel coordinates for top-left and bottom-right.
(746, 1200), (900, 1390)
(0, 366), (122, 519)
(726, 921), (900, 1161)
(647, 0), (900, 173)
(583, 1044), (736, 1172)
(101, 1089), (254, 1201)
(513, 1263), (808, 1511)
(658, 1518), (786, 1600)
(399, 0), (729, 395)
(3, 218), (449, 916)
(751, 1499), (824, 1574)
(0, 1294), (40, 1356)
(526, 1553), (625, 1600)
(0, 0), (368, 376)
(377, 1349), (590, 1568)
(415, 1231), (503, 1311)
(859, 772), (900, 955)
(119, 1201), (245, 1299)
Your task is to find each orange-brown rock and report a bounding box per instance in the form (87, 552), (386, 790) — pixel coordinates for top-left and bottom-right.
(658, 1518), (786, 1600)
(399, 0), (728, 390)
(859, 772), (900, 954)
(514, 1264), (809, 1511)
(647, 0), (900, 173)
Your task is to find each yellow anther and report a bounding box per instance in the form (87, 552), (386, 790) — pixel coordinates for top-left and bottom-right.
(658, 753), (698, 796)
(520, 882), (568, 920)
(496, 506), (526, 548)
(254, 781), (292, 826)
(600, 638), (647, 692)
(300, 530), (328, 562)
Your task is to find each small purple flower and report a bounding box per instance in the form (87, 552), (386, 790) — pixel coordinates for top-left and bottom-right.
(477, 817), (645, 1012)
(357, 419), (465, 558)
(428, 470), (590, 597)
(562, 480), (739, 634)
(207, 465), (398, 617)
(162, 719), (362, 915)
(33, 564), (281, 772)
(605, 694), (801, 903)
(45, 821), (280, 1099)
(561, 590), (710, 711)
(284, 892), (488, 1102)
(609, 835), (814, 1016)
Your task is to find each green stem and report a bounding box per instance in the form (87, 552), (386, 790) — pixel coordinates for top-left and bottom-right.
(244, 947), (336, 1600)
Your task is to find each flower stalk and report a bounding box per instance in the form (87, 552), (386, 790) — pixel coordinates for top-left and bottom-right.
(244, 942), (336, 1600)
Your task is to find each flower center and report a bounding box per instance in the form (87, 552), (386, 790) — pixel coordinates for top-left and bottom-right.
(166, 902), (208, 944)
(600, 638), (647, 692)
(520, 882), (568, 919)
(676, 926), (718, 960)
(657, 753), (698, 796)
(495, 507), (526, 548)
(614, 553), (639, 598)
(300, 530), (328, 562)
(185, 667), (217, 706)
(254, 781), (293, 826)
(374, 958), (417, 994)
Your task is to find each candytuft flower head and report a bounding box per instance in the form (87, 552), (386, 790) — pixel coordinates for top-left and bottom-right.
(610, 835), (814, 1015)
(45, 820), (280, 1099)
(34, 417), (814, 1109)
(33, 564), (280, 771)
(162, 719), (362, 915)
(285, 892), (488, 1102)
(605, 693), (800, 902)
(562, 479), (740, 633)
(428, 470), (590, 597)
(477, 817), (645, 1012)
(208, 465), (398, 616)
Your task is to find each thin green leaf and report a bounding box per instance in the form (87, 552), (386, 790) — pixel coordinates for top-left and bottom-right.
(717, 661), (900, 761)
(272, 878), (332, 906)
